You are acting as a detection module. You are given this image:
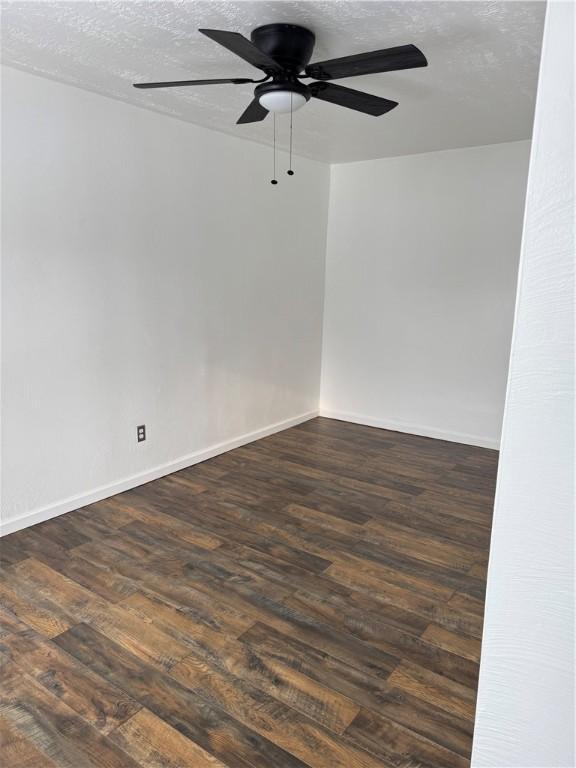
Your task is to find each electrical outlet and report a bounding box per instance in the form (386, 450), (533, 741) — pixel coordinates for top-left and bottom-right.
(137, 425), (146, 443)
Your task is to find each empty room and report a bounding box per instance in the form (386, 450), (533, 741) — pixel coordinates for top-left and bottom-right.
(0, 1), (573, 767)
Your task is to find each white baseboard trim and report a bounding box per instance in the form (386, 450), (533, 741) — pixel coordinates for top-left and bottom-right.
(318, 409), (500, 450)
(0, 410), (318, 537)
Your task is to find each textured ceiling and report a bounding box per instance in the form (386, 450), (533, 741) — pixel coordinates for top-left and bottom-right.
(1, 1), (545, 163)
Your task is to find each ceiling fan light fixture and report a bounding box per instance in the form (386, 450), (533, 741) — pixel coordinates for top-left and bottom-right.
(135, 24), (428, 127)
(258, 89), (307, 113)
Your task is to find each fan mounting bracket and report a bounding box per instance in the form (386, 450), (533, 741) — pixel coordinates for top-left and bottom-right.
(250, 24), (315, 73)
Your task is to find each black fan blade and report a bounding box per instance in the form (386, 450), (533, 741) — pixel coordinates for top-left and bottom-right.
(305, 44), (427, 81)
(134, 77), (256, 89)
(199, 29), (283, 74)
(310, 82), (398, 116)
(237, 98), (269, 124)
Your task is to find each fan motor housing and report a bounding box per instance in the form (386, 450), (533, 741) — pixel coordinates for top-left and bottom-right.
(251, 24), (315, 73)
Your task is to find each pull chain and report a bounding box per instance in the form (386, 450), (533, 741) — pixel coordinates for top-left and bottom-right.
(271, 113), (278, 185)
(288, 92), (294, 176)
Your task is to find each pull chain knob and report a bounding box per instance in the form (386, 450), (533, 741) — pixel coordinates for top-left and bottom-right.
(287, 93), (295, 177)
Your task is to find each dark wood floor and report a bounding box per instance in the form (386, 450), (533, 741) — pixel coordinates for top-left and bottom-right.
(0, 417), (497, 768)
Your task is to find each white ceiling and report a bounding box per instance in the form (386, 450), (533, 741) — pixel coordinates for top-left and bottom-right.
(1, 1), (545, 163)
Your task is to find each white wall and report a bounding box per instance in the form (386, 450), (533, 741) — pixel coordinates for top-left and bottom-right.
(320, 141), (531, 448)
(1, 66), (329, 534)
(472, 1), (575, 765)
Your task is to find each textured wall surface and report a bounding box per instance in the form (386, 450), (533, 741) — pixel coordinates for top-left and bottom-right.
(1, 0), (545, 162)
(1, 66), (329, 532)
(472, 1), (575, 765)
(320, 140), (530, 448)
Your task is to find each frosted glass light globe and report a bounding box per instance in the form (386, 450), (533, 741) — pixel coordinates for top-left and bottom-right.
(258, 90), (307, 113)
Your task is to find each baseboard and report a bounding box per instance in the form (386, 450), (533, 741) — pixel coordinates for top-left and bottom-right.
(0, 410), (318, 537)
(318, 409), (500, 450)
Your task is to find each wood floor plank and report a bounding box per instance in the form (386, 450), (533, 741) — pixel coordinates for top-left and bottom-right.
(0, 538), (33, 568)
(10, 558), (109, 621)
(216, 541), (354, 600)
(78, 499), (141, 529)
(175, 563), (402, 680)
(170, 651), (392, 768)
(387, 661), (477, 721)
(278, 502), (368, 538)
(117, 519), (309, 596)
(345, 707), (470, 768)
(147, 499), (337, 576)
(286, 583), (430, 636)
(0, 417), (496, 767)
(0, 530), (69, 568)
(69, 544), (262, 639)
(324, 550), (456, 603)
(284, 590), (479, 688)
(242, 435), (420, 494)
(421, 624), (482, 663)
(55, 622), (313, 768)
(416, 490), (493, 525)
(121, 589), (253, 644)
(353, 689), (474, 760)
(0, 628), (141, 734)
(432, 603), (484, 640)
(352, 540), (487, 600)
(219, 637), (360, 735)
(362, 518), (482, 572)
(109, 708), (231, 767)
(468, 562), (489, 580)
(0, 572), (74, 638)
(0, 714), (57, 768)
(0, 662), (142, 768)
(0, 605), (29, 637)
(11, 558), (192, 670)
(31, 546), (139, 603)
(31, 517), (91, 550)
(322, 561), (436, 616)
(240, 620), (474, 759)
(448, 591), (486, 618)
(121, 591), (359, 735)
(109, 502), (223, 551)
(368, 499), (492, 548)
(239, 620), (400, 710)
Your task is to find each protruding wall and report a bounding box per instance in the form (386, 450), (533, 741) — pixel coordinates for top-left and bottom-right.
(472, 1), (575, 764)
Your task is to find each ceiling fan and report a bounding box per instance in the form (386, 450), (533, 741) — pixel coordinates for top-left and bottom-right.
(133, 24), (428, 123)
